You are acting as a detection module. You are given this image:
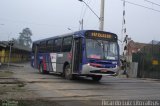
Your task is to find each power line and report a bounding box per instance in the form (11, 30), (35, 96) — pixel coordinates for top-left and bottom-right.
(144, 0), (160, 7)
(121, 0), (160, 13)
(79, 1), (85, 20)
(82, 0), (92, 19)
(79, 0), (100, 19)
(79, 0), (92, 20)
(79, 0), (92, 30)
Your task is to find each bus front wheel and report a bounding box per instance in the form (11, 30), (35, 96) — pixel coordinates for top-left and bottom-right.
(64, 65), (73, 80)
(92, 75), (102, 81)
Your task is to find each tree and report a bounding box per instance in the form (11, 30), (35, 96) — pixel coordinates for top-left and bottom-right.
(11, 38), (18, 44)
(18, 28), (32, 47)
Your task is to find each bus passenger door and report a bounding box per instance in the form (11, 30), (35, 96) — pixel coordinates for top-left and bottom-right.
(34, 45), (38, 68)
(72, 38), (83, 73)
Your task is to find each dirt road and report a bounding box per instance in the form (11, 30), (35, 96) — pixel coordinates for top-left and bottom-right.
(1, 63), (160, 106)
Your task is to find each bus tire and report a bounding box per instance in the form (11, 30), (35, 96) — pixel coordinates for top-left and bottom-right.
(92, 75), (102, 81)
(64, 64), (73, 80)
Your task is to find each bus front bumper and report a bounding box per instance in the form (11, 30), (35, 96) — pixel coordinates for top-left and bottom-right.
(81, 64), (119, 76)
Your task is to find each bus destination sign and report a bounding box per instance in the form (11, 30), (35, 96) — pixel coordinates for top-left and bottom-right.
(86, 31), (117, 40)
(91, 32), (112, 39)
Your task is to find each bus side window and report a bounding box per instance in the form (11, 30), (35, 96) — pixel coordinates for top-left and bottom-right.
(54, 38), (62, 52)
(40, 41), (46, 53)
(32, 43), (36, 53)
(62, 36), (72, 52)
(47, 40), (54, 52)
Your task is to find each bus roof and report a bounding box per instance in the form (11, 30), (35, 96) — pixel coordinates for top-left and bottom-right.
(33, 30), (117, 44)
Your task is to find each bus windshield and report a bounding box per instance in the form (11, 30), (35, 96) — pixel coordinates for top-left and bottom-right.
(86, 39), (118, 60)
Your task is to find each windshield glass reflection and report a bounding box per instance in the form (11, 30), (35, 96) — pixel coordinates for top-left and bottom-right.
(86, 39), (118, 60)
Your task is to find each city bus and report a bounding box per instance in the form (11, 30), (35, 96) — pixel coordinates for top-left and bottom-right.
(31, 30), (120, 81)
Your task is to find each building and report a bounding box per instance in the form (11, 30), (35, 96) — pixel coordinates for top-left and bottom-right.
(149, 40), (160, 45)
(127, 40), (146, 56)
(0, 41), (31, 64)
(124, 40), (146, 62)
(131, 40), (160, 79)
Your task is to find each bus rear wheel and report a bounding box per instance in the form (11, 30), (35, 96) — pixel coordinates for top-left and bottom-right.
(92, 75), (102, 81)
(64, 65), (74, 80)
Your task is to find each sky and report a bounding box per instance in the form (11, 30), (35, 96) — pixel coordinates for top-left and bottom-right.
(0, 0), (160, 44)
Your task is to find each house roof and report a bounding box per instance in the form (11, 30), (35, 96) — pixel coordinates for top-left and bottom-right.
(128, 40), (146, 49)
(0, 42), (7, 47)
(149, 40), (160, 45)
(0, 41), (31, 52)
(134, 42), (146, 49)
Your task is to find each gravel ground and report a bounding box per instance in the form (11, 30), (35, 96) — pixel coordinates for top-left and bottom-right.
(0, 64), (43, 106)
(1, 63), (160, 106)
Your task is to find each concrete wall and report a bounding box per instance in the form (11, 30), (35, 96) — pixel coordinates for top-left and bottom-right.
(128, 62), (138, 78)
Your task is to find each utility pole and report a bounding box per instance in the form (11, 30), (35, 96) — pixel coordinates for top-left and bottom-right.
(79, 19), (84, 30)
(99, 0), (105, 31)
(78, 0), (105, 31)
(8, 40), (14, 68)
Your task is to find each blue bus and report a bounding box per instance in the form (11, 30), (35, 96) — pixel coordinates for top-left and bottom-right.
(31, 30), (120, 81)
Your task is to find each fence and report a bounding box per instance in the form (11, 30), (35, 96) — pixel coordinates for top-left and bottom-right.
(0, 48), (31, 64)
(132, 43), (160, 79)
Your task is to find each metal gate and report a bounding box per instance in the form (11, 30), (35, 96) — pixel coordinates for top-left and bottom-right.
(132, 44), (160, 79)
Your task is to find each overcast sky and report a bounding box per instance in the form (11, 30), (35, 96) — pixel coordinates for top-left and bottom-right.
(0, 0), (160, 43)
